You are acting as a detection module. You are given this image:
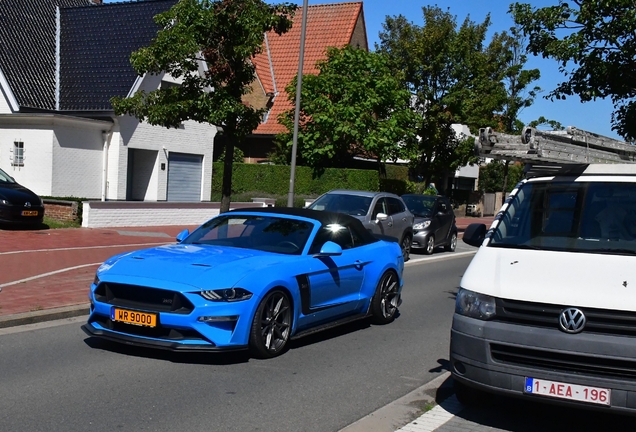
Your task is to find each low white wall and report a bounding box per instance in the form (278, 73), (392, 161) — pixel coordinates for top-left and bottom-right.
(82, 201), (268, 228)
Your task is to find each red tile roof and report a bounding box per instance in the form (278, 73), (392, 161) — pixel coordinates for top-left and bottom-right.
(252, 1), (365, 135)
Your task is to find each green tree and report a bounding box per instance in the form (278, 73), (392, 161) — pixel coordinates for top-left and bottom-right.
(111, 0), (296, 212)
(511, 1), (636, 141)
(478, 161), (524, 193)
(499, 25), (541, 134)
(273, 46), (417, 172)
(377, 7), (511, 189)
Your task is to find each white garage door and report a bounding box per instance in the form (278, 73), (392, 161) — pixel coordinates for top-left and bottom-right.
(167, 153), (203, 202)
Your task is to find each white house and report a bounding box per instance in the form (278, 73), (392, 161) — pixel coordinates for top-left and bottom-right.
(0, 0), (215, 203)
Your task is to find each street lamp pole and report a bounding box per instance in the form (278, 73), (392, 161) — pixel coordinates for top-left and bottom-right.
(287, 0), (309, 207)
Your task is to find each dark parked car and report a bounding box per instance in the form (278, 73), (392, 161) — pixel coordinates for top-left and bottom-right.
(401, 194), (458, 254)
(307, 190), (414, 260)
(0, 168), (44, 226)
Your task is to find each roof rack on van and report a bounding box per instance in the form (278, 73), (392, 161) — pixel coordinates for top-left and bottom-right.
(477, 126), (636, 165)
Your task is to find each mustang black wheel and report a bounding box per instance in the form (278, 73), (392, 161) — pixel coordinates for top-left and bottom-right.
(249, 290), (292, 358)
(445, 232), (457, 252)
(424, 235), (435, 255)
(401, 235), (411, 262)
(370, 270), (400, 324)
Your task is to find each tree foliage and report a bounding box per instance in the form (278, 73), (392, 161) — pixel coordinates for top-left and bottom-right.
(377, 7), (523, 186)
(273, 45), (417, 172)
(511, 1), (636, 141)
(478, 161), (525, 193)
(111, 0), (296, 211)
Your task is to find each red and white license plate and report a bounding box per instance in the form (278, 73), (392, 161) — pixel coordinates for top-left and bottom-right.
(524, 377), (611, 406)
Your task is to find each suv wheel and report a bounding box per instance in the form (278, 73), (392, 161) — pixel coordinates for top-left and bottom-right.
(400, 234), (411, 262)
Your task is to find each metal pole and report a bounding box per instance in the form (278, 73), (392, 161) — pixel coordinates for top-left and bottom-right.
(287, 0), (309, 207)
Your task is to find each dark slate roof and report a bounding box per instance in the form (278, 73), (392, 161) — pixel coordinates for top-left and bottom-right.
(0, 0), (91, 110)
(59, 0), (177, 111)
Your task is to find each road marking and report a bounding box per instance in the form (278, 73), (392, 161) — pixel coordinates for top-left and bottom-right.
(0, 262), (102, 288)
(395, 395), (464, 432)
(406, 251), (476, 266)
(0, 242), (168, 255)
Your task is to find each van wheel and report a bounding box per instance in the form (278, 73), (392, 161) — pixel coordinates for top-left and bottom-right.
(453, 380), (491, 407)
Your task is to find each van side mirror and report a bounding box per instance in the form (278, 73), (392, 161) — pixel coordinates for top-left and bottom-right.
(463, 223), (487, 247)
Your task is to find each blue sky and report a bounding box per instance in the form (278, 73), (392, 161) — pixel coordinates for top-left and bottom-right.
(103, 0), (621, 140)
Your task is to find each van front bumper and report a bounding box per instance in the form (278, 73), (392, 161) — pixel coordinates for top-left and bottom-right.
(450, 313), (636, 414)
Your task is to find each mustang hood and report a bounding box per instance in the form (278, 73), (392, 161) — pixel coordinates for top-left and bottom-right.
(461, 246), (636, 311)
(99, 244), (290, 290)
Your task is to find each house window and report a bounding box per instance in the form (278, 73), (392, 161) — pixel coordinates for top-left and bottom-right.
(12, 141), (24, 166)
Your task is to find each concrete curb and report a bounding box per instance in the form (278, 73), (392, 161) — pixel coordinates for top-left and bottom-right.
(339, 372), (452, 432)
(0, 304), (90, 329)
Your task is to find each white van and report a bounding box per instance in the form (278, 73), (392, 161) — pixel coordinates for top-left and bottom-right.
(451, 164), (636, 414)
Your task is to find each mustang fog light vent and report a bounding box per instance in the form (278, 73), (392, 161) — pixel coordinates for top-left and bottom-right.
(197, 315), (239, 323)
(200, 288), (253, 302)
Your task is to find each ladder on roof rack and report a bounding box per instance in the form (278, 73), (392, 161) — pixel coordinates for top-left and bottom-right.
(477, 126), (636, 165)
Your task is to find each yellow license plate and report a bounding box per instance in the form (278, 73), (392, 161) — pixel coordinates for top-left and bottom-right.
(21, 210), (38, 216)
(111, 308), (157, 327)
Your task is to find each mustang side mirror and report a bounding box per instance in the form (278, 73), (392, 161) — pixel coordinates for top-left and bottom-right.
(176, 229), (190, 243)
(313, 241), (343, 257)
(375, 212), (388, 222)
(462, 223), (487, 247)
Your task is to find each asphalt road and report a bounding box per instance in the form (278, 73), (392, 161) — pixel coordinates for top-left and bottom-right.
(0, 249), (473, 432)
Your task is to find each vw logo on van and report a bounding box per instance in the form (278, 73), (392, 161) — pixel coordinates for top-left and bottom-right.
(559, 308), (586, 334)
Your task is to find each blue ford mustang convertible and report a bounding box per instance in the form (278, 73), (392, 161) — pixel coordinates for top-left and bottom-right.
(82, 207), (405, 358)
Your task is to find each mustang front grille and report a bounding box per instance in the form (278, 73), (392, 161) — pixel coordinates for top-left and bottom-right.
(491, 343), (636, 381)
(495, 298), (636, 337)
(94, 282), (194, 314)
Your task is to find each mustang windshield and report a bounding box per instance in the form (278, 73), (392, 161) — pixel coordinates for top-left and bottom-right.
(490, 180), (636, 255)
(183, 215), (314, 255)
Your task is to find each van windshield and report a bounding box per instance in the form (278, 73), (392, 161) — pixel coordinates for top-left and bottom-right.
(489, 180), (636, 255)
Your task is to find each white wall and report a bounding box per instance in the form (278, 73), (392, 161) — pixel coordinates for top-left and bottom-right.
(0, 126), (54, 195)
(52, 125), (104, 198)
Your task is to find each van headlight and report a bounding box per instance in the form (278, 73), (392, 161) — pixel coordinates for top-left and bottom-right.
(455, 288), (496, 320)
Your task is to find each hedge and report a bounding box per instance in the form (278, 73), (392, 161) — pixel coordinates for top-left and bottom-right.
(211, 163), (410, 198)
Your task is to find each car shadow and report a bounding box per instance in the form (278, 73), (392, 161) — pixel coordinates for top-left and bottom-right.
(82, 312), (402, 364)
(82, 337), (252, 365)
(0, 222), (48, 231)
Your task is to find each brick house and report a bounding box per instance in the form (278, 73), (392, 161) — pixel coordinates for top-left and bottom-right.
(230, 1), (369, 163)
(0, 0), (216, 202)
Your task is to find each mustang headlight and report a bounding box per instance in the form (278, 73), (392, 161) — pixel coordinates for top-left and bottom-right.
(455, 288), (496, 320)
(201, 288), (253, 302)
(93, 274), (100, 286)
(413, 220), (431, 230)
